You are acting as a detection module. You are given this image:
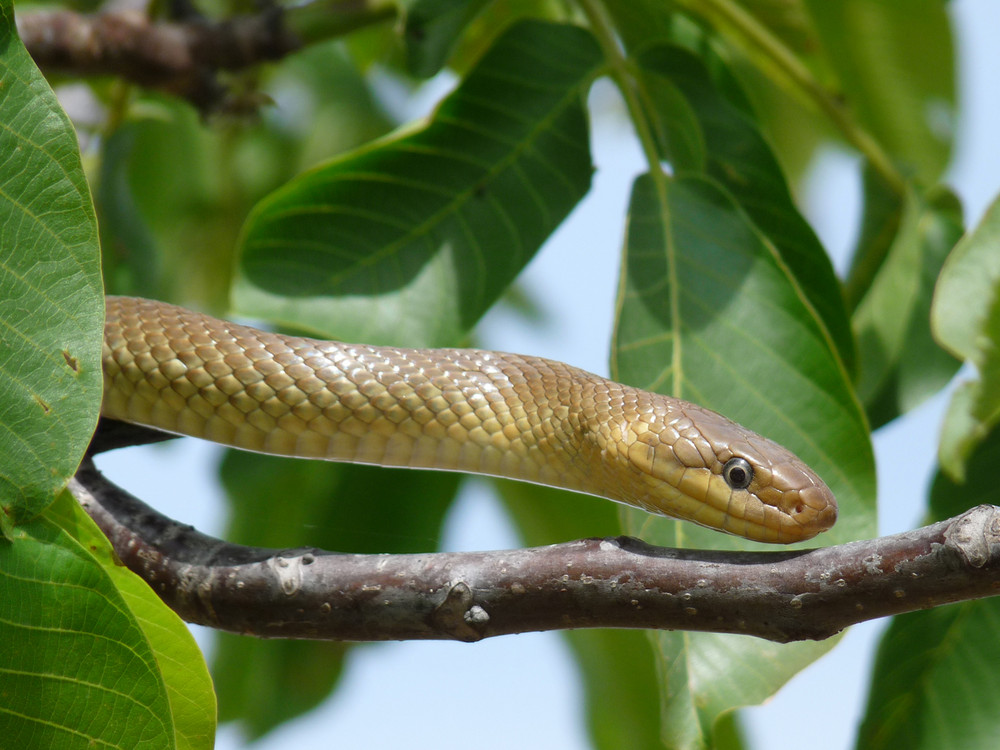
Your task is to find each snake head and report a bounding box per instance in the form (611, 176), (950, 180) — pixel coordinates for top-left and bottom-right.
(610, 397), (838, 544)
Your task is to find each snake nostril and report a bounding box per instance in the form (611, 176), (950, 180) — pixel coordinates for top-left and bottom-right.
(794, 502), (805, 515)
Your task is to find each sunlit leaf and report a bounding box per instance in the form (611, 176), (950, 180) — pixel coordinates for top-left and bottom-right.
(46, 490), (217, 750)
(852, 186), (962, 428)
(844, 164), (904, 310)
(0, 499), (175, 748)
(932, 193), (1000, 360)
(931, 192), (1000, 479)
(0, 0), (102, 522)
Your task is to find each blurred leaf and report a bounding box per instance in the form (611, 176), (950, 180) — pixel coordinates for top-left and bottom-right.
(844, 163), (905, 311)
(932, 193), (1000, 360)
(97, 127), (164, 298)
(802, 0), (955, 181)
(856, 426), (1000, 750)
(234, 20), (600, 347)
(929, 419), (1000, 522)
(272, 39), (396, 170)
(931, 193), (1000, 479)
(439, 0), (578, 77)
(111, 101), (236, 308)
(0, 497), (175, 748)
(213, 636), (348, 741)
(404, 0), (490, 77)
(219, 453), (459, 555)
(613, 174), (875, 750)
(213, 452), (459, 736)
(638, 43), (855, 374)
(0, 0), (103, 523)
(853, 186), (963, 429)
(653, 0), (834, 186)
(713, 711), (747, 750)
(735, 0), (818, 60)
(499, 479), (663, 750)
(604, 0), (678, 51)
(937, 298), (1000, 481)
(728, 61), (830, 188)
(105, 43), (394, 308)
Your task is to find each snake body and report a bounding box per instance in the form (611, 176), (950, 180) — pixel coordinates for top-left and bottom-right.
(101, 296), (837, 543)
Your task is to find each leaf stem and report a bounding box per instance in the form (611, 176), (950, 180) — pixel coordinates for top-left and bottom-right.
(577, 0), (682, 396)
(677, 0), (907, 196)
(576, 0), (664, 180)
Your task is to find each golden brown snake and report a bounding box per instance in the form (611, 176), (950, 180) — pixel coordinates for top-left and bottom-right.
(101, 296), (837, 544)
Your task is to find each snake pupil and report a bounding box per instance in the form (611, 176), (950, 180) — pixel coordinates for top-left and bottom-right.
(723, 457), (753, 490)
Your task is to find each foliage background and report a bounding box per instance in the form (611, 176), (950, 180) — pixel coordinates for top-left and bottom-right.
(90, 2), (1000, 749)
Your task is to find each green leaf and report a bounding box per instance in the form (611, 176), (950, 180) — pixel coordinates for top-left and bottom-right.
(852, 186), (963, 429)
(856, 426), (1000, 750)
(802, 0), (955, 181)
(616, 174), (875, 545)
(404, 0), (491, 77)
(234, 20), (601, 347)
(0, 0), (103, 522)
(856, 602), (1000, 750)
(97, 127), (164, 297)
(844, 164), (905, 311)
(212, 452), (459, 737)
(931, 192), (1000, 479)
(46, 489), (217, 750)
(0, 498), (175, 748)
(637, 43), (855, 374)
(613, 174), (876, 750)
(0, 7), (204, 746)
(637, 63), (705, 173)
(932, 193), (1000, 361)
(103, 44), (395, 309)
(499, 480), (663, 750)
(603, 0), (678, 53)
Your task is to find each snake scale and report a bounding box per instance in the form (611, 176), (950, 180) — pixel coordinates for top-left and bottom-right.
(101, 296), (837, 543)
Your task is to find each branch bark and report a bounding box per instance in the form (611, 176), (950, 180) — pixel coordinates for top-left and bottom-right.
(72, 456), (1000, 643)
(16, 3), (395, 112)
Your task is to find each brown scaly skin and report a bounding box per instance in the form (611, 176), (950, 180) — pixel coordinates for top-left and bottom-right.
(102, 296), (837, 543)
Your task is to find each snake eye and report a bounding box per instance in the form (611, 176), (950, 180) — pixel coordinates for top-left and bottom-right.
(723, 457), (753, 490)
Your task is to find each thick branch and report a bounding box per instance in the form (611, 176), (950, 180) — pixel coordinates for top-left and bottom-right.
(16, 3), (394, 112)
(71, 456), (1000, 643)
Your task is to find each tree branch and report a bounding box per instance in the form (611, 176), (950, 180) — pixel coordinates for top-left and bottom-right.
(71, 455), (1000, 643)
(16, 2), (395, 112)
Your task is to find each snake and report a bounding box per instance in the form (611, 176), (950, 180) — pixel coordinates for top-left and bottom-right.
(100, 296), (838, 544)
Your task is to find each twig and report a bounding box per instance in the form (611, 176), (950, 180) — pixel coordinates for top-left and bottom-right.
(71, 456), (1000, 643)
